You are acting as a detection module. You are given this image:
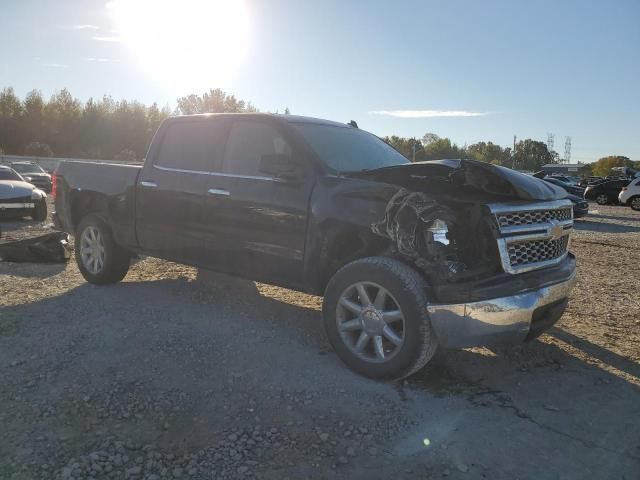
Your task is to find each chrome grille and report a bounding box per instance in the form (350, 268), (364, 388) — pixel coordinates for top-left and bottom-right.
(508, 236), (570, 267)
(489, 200), (573, 274)
(496, 207), (572, 228)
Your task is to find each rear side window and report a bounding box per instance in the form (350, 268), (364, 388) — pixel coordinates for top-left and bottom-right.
(155, 120), (227, 171)
(223, 120), (292, 176)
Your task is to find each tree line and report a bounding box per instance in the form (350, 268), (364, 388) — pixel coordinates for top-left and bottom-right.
(0, 86), (635, 175)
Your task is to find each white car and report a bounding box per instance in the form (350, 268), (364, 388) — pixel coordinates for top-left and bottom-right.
(619, 177), (640, 210)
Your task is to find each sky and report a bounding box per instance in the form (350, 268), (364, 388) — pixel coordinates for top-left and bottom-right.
(1, 0), (639, 162)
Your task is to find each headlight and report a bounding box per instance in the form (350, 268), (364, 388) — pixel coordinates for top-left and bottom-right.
(31, 189), (45, 200)
(427, 219), (450, 246)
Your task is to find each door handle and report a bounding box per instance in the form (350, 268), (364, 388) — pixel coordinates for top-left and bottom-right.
(140, 181), (158, 188)
(208, 188), (231, 196)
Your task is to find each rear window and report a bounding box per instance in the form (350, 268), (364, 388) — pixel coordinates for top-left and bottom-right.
(12, 163), (44, 174)
(155, 120), (227, 172)
(0, 168), (23, 181)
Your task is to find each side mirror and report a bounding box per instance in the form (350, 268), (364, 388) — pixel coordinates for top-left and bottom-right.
(259, 154), (298, 179)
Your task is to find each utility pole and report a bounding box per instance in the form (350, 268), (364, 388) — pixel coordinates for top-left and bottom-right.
(512, 135), (517, 169)
(411, 138), (417, 163)
(564, 136), (572, 163)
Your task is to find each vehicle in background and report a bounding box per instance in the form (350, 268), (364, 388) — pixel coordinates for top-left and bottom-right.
(618, 177), (640, 211)
(610, 166), (639, 179)
(0, 165), (48, 221)
(584, 178), (630, 205)
(578, 176), (603, 188)
(54, 113), (577, 380)
(543, 177), (585, 196)
(565, 193), (589, 218)
(10, 161), (53, 193)
(547, 175), (579, 186)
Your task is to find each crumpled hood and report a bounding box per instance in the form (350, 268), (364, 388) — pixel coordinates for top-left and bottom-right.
(0, 180), (37, 199)
(355, 159), (567, 202)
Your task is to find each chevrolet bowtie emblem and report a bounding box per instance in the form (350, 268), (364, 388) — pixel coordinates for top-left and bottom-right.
(548, 220), (564, 240)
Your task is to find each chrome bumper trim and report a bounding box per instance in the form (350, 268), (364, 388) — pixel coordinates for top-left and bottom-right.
(427, 272), (577, 348)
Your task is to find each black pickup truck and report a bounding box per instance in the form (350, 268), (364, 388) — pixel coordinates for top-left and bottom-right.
(54, 113), (576, 379)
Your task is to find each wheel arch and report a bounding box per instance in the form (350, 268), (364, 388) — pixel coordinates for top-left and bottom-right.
(307, 222), (393, 295)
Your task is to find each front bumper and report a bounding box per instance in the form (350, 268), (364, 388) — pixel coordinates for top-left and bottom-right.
(427, 269), (577, 348)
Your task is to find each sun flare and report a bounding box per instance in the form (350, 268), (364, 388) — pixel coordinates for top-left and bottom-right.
(108, 0), (250, 92)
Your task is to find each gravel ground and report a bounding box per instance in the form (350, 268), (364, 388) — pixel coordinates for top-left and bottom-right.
(1, 200), (639, 479)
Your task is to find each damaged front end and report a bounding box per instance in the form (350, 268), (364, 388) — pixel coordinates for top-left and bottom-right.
(359, 159), (571, 286)
(372, 189), (467, 282)
(355, 159), (577, 347)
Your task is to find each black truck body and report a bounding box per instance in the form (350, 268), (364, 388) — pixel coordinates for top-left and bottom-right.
(54, 113), (577, 379)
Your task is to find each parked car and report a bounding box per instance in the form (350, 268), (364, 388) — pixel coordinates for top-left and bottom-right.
(566, 193), (589, 218)
(543, 177), (585, 196)
(578, 176), (602, 188)
(584, 178), (630, 205)
(10, 161), (53, 192)
(0, 165), (48, 221)
(54, 113), (576, 380)
(547, 175), (579, 186)
(618, 176), (640, 210)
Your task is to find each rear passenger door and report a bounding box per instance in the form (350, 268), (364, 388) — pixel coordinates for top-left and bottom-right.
(201, 117), (315, 287)
(135, 118), (228, 264)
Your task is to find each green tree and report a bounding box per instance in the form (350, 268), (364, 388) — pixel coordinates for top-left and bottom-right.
(422, 137), (464, 160)
(466, 141), (511, 166)
(175, 88), (257, 114)
(24, 141), (53, 157)
(0, 87), (23, 153)
(591, 156), (633, 176)
(513, 139), (556, 171)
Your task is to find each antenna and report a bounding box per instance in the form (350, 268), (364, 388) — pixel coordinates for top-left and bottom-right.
(547, 133), (554, 152)
(564, 136), (572, 163)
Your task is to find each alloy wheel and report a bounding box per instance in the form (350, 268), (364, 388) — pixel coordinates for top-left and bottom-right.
(336, 282), (406, 363)
(596, 194), (609, 205)
(80, 226), (105, 274)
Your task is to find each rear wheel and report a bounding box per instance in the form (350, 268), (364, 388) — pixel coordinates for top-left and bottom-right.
(323, 257), (438, 380)
(75, 215), (130, 284)
(32, 198), (47, 222)
(630, 197), (640, 211)
(595, 193), (609, 205)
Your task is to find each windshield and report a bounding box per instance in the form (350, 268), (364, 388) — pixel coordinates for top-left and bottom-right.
(12, 163), (44, 174)
(292, 123), (408, 172)
(0, 168), (24, 181)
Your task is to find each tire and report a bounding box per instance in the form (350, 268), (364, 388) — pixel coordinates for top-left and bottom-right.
(595, 193), (609, 205)
(323, 257), (438, 380)
(75, 215), (130, 285)
(32, 198), (47, 222)
(630, 197), (640, 211)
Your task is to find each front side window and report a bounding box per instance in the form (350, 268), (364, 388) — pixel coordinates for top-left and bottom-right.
(223, 120), (292, 176)
(292, 123), (408, 172)
(155, 121), (226, 171)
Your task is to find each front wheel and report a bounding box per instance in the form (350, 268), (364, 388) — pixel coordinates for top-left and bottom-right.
(75, 215), (130, 285)
(595, 193), (609, 205)
(630, 197), (640, 211)
(323, 257), (438, 380)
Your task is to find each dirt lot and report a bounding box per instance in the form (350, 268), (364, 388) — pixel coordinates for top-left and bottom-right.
(1, 201), (639, 480)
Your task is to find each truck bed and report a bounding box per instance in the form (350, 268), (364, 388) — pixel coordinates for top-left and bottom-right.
(54, 160), (142, 249)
